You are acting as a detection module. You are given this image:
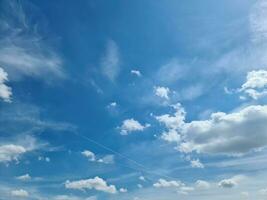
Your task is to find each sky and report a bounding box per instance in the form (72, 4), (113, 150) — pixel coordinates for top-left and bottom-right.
(1, 0), (267, 199)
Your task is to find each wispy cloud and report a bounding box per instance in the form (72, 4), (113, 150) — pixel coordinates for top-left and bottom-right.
(101, 40), (120, 81)
(0, 0), (65, 82)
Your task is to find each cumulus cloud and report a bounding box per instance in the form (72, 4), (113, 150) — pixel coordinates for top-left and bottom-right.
(0, 67), (12, 102)
(195, 180), (210, 189)
(15, 174), (31, 181)
(154, 86), (170, 99)
(218, 175), (245, 188)
(156, 103), (267, 155)
(239, 70), (267, 100)
(153, 179), (183, 188)
(101, 40), (120, 81)
(0, 144), (26, 163)
(65, 176), (117, 194)
(139, 176), (146, 182)
(119, 188), (128, 193)
(81, 150), (96, 161)
(119, 118), (150, 135)
(10, 189), (29, 198)
(131, 70), (142, 77)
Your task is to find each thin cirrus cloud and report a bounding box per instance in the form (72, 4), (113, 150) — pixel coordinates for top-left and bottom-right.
(101, 40), (120, 82)
(0, 0), (65, 82)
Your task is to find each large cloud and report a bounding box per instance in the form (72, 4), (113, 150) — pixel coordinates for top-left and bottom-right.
(156, 104), (267, 155)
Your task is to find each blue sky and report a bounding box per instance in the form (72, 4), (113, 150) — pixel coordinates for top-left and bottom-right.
(1, 0), (267, 199)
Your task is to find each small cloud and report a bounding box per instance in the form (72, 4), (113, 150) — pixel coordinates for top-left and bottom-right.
(139, 176), (146, 182)
(154, 86), (170, 100)
(11, 189), (29, 198)
(38, 156), (50, 162)
(119, 118), (150, 135)
(109, 102), (117, 107)
(190, 159), (204, 169)
(218, 175), (245, 188)
(131, 70), (142, 77)
(15, 174), (31, 181)
(195, 180), (210, 189)
(119, 188), (127, 193)
(0, 67), (12, 102)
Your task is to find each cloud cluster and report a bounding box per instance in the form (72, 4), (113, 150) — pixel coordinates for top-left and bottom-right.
(65, 176), (117, 194)
(156, 103), (267, 155)
(154, 86), (170, 99)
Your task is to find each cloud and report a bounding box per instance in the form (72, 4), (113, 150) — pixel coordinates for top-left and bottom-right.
(218, 175), (245, 188)
(0, 144), (26, 163)
(153, 179), (183, 188)
(139, 176), (146, 182)
(119, 118), (150, 135)
(0, 67), (12, 102)
(101, 40), (120, 81)
(65, 176), (117, 194)
(82, 150), (114, 164)
(195, 180), (210, 190)
(239, 70), (267, 100)
(15, 174), (31, 181)
(81, 150), (96, 161)
(190, 159), (204, 169)
(131, 70), (142, 77)
(157, 103), (267, 155)
(119, 188), (128, 193)
(10, 189), (29, 198)
(154, 86), (170, 99)
(54, 195), (97, 200)
(0, 0), (65, 82)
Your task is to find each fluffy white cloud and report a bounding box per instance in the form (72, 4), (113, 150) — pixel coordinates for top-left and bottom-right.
(15, 174), (31, 181)
(218, 175), (245, 188)
(154, 86), (170, 99)
(0, 67), (12, 102)
(239, 70), (267, 99)
(119, 118), (150, 135)
(82, 150), (114, 164)
(139, 176), (146, 181)
(131, 70), (142, 77)
(65, 176), (117, 194)
(157, 103), (267, 155)
(190, 159), (204, 169)
(0, 144), (26, 163)
(119, 188), (128, 193)
(10, 189), (29, 198)
(195, 180), (210, 189)
(153, 179), (183, 188)
(101, 40), (120, 81)
(81, 150), (96, 161)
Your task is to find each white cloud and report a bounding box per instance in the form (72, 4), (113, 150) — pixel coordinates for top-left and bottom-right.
(259, 188), (267, 195)
(239, 70), (267, 99)
(109, 102), (117, 107)
(139, 176), (146, 182)
(82, 150), (114, 164)
(101, 40), (120, 81)
(11, 189), (29, 198)
(153, 179), (183, 188)
(195, 180), (210, 190)
(0, 144), (26, 163)
(218, 175), (245, 188)
(54, 195), (97, 200)
(81, 150), (96, 161)
(38, 156), (50, 162)
(157, 103), (267, 155)
(119, 118), (150, 135)
(131, 70), (142, 77)
(0, 67), (12, 102)
(160, 129), (181, 143)
(119, 188), (128, 193)
(154, 86), (170, 99)
(15, 174), (31, 181)
(190, 159), (204, 169)
(65, 176), (117, 194)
